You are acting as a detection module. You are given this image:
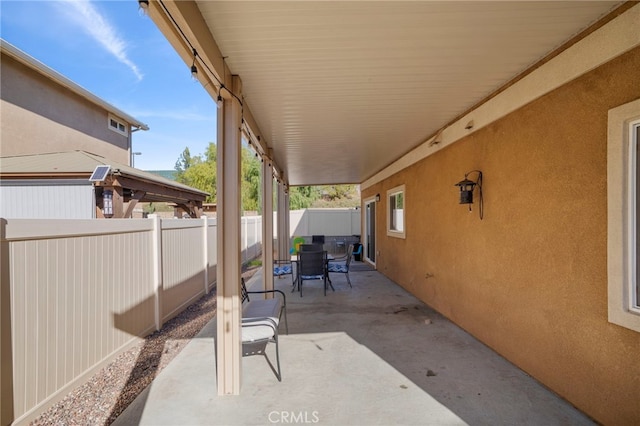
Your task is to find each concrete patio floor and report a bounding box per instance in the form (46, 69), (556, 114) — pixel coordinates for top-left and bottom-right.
(114, 263), (594, 425)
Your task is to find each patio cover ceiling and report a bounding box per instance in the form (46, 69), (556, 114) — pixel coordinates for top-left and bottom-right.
(150, 1), (623, 186)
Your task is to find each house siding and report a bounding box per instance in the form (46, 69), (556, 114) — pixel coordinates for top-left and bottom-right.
(0, 180), (95, 219)
(363, 46), (640, 425)
(0, 54), (130, 163)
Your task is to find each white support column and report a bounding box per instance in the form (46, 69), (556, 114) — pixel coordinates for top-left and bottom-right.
(216, 76), (243, 395)
(277, 185), (290, 260)
(150, 214), (163, 331)
(262, 161), (274, 292)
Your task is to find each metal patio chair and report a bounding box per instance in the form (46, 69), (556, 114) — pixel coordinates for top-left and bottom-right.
(297, 250), (331, 297)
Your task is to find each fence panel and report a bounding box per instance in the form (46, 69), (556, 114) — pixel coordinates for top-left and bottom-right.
(2, 219), (155, 423)
(160, 219), (206, 323)
(1, 209), (359, 424)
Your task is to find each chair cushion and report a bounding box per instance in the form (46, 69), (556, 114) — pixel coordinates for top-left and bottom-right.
(242, 320), (276, 342)
(242, 298), (282, 343)
(327, 263), (348, 273)
(300, 274), (324, 280)
(273, 265), (292, 276)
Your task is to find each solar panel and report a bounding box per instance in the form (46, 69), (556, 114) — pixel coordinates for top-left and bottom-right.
(89, 165), (111, 182)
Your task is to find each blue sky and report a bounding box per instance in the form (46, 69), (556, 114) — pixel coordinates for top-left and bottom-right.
(1, 0), (217, 171)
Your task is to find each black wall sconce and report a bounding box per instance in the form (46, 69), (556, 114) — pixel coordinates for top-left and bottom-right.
(375, 193), (380, 202)
(455, 170), (483, 219)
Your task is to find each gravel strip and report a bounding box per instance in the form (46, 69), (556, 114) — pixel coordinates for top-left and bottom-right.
(31, 268), (258, 425)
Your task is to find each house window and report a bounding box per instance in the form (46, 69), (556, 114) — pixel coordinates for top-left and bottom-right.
(108, 114), (128, 136)
(387, 185), (405, 238)
(607, 98), (640, 333)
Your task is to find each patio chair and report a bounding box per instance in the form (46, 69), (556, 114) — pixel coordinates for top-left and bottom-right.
(297, 250), (331, 297)
(299, 243), (323, 252)
(273, 259), (294, 287)
(312, 234), (325, 250)
(327, 243), (354, 288)
(241, 277), (288, 381)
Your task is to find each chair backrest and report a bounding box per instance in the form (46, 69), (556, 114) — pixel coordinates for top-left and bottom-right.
(299, 243), (323, 252)
(345, 244), (355, 267)
(241, 277), (249, 303)
(298, 250), (325, 276)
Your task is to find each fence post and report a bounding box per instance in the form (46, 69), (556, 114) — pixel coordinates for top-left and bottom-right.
(203, 216), (209, 294)
(149, 214), (163, 331)
(0, 219), (15, 425)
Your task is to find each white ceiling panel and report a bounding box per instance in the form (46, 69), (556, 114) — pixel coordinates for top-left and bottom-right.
(194, 1), (621, 186)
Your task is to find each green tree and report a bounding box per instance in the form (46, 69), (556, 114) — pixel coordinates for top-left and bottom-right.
(176, 144), (217, 203)
(174, 147), (193, 182)
(289, 186), (321, 210)
(242, 147), (261, 213)
(173, 145), (359, 210)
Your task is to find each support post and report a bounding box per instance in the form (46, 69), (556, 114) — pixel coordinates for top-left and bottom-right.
(216, 76), (243, 395)
(277, 185), (290, 260)
(262, 161), (274, 293)
(150, 214), (163, 331)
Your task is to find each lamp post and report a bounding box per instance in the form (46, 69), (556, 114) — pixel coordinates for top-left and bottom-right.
(132, 152), (142, 168)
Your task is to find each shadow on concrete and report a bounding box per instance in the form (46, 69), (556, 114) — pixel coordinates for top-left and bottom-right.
(114, 266), (594, 426)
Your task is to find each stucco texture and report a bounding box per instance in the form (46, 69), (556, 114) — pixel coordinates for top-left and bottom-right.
(363, 46), (640, 425)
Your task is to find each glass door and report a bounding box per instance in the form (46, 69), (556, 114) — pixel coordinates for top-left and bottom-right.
(365, 198), (376, 264)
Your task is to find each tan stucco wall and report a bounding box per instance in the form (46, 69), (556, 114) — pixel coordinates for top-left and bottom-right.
(363, 46), (640, 425)
(0, 54), (130, 163)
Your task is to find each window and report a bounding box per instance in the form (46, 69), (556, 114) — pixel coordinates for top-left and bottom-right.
(108, 114), (128, 136)
(607, 98), (640, 333)
(387, 185), (405, 238)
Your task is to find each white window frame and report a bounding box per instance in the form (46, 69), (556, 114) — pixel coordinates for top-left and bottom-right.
(108, 114), (128, 136)
(387, 184), (405, 239)
(607, 98), (640, 333)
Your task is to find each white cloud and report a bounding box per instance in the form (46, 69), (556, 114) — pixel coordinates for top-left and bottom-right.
(59, 0), (143, 81)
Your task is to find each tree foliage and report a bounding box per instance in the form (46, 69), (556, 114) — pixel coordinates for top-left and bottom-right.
(242, 148), (261, 213)
(174, 144), (360, 210)
(174, 144), (217, 203)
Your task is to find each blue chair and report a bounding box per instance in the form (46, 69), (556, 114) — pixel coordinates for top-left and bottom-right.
(327, 244), (354, 288)
(273, 260), (294, 287)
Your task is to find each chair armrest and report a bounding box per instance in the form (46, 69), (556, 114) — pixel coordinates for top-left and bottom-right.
(242, 316), (278, 327)
(246, 289), (287, 310)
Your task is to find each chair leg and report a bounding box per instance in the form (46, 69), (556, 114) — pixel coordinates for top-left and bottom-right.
(274, 335), (282, 382)
(282, 309), (289, 334)
(346, 272), (352, 288)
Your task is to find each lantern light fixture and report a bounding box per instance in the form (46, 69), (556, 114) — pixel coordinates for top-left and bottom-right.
(190, 49), (198, 81)
(455, 170), (483, 219)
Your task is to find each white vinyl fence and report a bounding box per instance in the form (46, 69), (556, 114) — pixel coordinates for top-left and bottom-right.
(0, 214), (261, 425)
(1, 209), (357, 424)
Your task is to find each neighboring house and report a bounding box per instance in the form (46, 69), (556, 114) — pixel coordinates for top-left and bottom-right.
(0, 40), (209, 219)
(0, 150), (208, 219)
(0, 39), (148, 165)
